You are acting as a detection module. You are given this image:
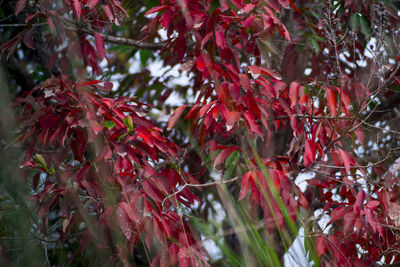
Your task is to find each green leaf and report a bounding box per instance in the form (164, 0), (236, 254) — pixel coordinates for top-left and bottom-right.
(145, 0), (159, 9)
(34, 154), (47, 169)
(0, 7), (5, 19)
(311, 39), (321, 54)
(140, 49), (152, 66)
(103, 120), (116, 130)
(224, 150), (240, 179)
(359, 14), (371, 38)
(48, 167), (55, 176)
(225, 150), (240, 169)
(209, 0), (219, 14)
(349, 13), (360, 32)
(123, 115), (134, 132)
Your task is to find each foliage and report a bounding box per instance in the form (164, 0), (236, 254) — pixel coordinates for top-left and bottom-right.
(0, 0), (400, 266)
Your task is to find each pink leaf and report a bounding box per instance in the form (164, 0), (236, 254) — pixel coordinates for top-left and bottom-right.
(15, 0), (27, 15)
(103, 5), (114, 22)
(239, 4), (255, 14)
(168, 105), (187, 130)
(278, 0), (290, 8)
(289, 82), (300, 107)
(145, 5), (169, 16)
(87, 0), (99, 8)
(72, 0), (82, 20)
(220, 0), (229, 11)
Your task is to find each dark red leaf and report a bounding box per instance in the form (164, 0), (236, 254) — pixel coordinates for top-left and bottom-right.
(330, 206), (346, 221)
(94, 32), (106, 60)
(304, 139), (316, 168)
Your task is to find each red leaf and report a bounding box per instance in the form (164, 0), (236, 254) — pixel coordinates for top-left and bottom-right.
(239, 171), (253, 200)
(168, 105), (187, 130)
(330, 206), (346, 221)
(339, 149), (354, 173)
(239, 74), (251, 91)
(289, 0), (302, 14)
(325, 87), (337, 117)
(243, 111), (263, 138)
(142, 181), (163, 202)
(103, 81), (113, 92)
(119, 202), (139, 223)
(215, 31), (226, 48)
(116, 206), (133, 240)
(248, 65), (281, 80)
(15, 0), (27, 15)
(213, 147), (235, 168)
(94, 32), (105, 60)
(354, 190), (365, 213)
(145, 5), (169, 16)
(316, 236), (327, 256)
(289, 82), (300, 107)
(304, 139), (316, 168)
(178, 247), (191, 267)
(365, 207), (378, 233)
(25, 13), (39, 23)
(220, 105), (240, 130)
(366, 200), (380, 210)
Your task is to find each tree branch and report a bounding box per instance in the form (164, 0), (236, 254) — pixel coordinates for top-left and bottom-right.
(60, 17), (165, 50)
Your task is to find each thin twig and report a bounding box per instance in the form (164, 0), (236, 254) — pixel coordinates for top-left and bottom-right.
(161, 176), (240, 208)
